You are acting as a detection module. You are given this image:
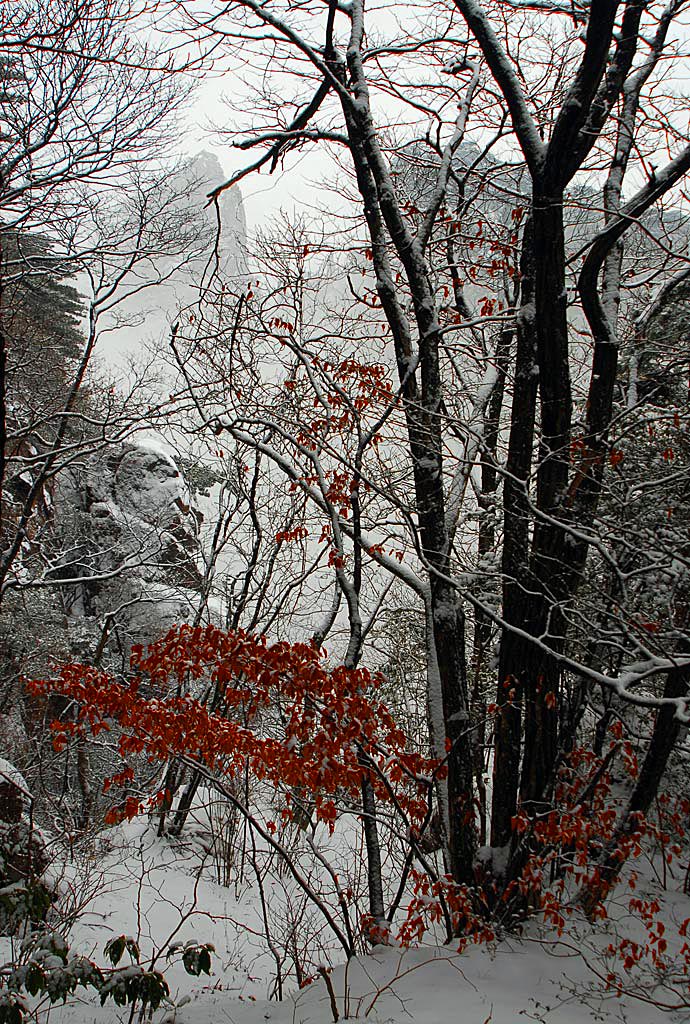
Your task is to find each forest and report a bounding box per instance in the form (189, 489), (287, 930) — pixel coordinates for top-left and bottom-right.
(1, 0), (689, 1021)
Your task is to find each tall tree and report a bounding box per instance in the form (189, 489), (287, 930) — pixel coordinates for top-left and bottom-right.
(169, 0), (690, 903)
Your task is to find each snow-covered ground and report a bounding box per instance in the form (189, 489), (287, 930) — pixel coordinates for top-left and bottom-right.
(3, 812), (688, 1024)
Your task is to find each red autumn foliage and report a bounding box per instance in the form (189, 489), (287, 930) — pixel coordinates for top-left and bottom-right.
(27, 629), (690, 998)
(399, 732), (690, 991)
(28, 624), (441, 834)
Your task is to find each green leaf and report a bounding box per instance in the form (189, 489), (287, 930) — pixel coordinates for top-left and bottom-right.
(24, 963), (45, 997)
(145, 972), (169, 1011)
(104, 936), (126, 966)
(181, 942), (213, 976)
(0, 994), (26, 1024)
(103, 933), (140, 966)
(125, 937), (141, 963)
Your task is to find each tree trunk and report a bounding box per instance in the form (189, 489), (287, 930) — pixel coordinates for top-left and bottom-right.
(473, 327), (511, 844)
(431, 578), (475, 891)
(338, 84), (477, 888)
(518, 183), (571, 809)
(580, 653), (689, 917)
(361, 772), (387, 940)
(491, 216), (537, 849)
(495, 180), (576, 849)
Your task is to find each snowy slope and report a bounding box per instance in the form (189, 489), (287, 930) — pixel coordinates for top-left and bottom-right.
(4, 814), (688, 1024)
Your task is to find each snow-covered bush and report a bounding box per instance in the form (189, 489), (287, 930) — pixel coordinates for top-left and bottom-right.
(0, 761), (51, 936)
(0, 927), (214, 1023)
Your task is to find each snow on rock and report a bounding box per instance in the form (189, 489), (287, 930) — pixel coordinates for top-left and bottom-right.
(0, 758), (29, 795)
(55, 438), (205, 643)
(0, 757), (50, 924)
(79, 441), (198, 541)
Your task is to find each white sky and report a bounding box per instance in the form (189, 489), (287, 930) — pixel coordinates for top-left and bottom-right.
(170, 0), (690, 236)
(179, 76), (347, 235)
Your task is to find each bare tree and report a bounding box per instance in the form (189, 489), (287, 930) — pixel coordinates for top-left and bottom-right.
(0, 2), (221, 828)
(0, 0), (192, 588)
(163, 0), (690, 913)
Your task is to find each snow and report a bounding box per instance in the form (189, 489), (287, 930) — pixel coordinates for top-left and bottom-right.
(24, 819), (280, 1021)
(2, 806), (688, 1024)
(0, 759), (29, 794)
(126, 435), (179, 464)
(51, 436), (204, 643)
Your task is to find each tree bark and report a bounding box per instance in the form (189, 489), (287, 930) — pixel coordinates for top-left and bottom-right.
(473, 327), (511, 844)
(491, 216), (537, 848)
(336, 34), (477, 887)
(580, 652), (690, 917)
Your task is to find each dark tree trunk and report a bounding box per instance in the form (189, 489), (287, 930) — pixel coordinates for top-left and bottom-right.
(518, 183), (572, 810)
(0, 241), (7, 565)
(494, 181), (579, 853)
(491, 217), (537, 849)
(338, 86), (477, 888)
(473, 327), (511, 843)
(580, 653), (689, 916)
(431, 578), (475, 889)
(361, 772), (387, 938)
